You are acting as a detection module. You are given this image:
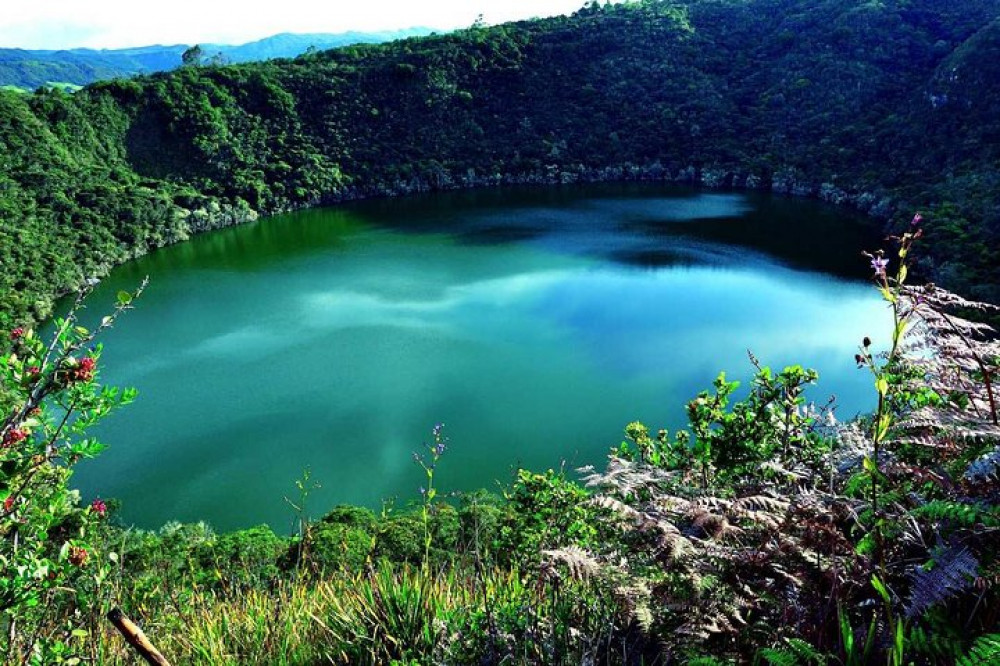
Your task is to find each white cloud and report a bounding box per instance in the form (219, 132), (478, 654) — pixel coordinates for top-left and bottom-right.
(0, 0), (590, 49)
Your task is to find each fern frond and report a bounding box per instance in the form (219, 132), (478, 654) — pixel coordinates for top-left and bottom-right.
(907, 624), (964, 659)
(966, 445), (1000, 481)
(757, 638), (828, 666)
(685, 657), (734, 666)
(733, 495), (790, 514)
(591, 495), (643, 521)
(542, 546), (601, 581)
(579, 456), (674, 496)
(910, 500), (999, 528)
(757, 649), (801, 666)
(615, 581), (654, 631)
(957, 633), (1000, 666)
(906, 546), (979, 618)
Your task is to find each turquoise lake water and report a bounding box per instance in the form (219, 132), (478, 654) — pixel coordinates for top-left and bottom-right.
(70, 184), (887, 531)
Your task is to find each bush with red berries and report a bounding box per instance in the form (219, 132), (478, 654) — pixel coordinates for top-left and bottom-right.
(1, 284), (143, 662)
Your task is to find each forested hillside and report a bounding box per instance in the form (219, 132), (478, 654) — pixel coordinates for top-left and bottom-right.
(2, 0), (1000, 328)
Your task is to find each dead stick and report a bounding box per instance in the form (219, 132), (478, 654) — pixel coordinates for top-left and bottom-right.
(107, 608), (172, 666)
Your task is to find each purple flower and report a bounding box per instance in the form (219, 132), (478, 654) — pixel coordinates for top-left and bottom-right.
(871, 256), (889, 277)
(435, 442), (446, 456)
(911, 213), (923, 226)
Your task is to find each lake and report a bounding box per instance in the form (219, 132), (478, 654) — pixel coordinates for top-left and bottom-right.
(70, 183), (888, 531)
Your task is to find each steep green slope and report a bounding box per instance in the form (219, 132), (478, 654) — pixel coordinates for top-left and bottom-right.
(2, 0), (1000, 327)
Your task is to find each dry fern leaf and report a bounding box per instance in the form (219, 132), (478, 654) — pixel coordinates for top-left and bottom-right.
(542, 546), (602, 581)
(733, 495), (790, 514)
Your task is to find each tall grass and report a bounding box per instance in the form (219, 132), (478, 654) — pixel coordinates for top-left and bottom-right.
(93, 561), (615, 665)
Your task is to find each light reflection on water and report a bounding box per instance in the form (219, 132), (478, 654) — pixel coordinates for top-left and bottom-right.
(68, 184), (886, 531)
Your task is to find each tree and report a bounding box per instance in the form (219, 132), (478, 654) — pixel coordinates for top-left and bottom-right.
(181, 44), (204, 67)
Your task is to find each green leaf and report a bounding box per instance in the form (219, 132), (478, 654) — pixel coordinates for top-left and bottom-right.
(871, 574), (891, 603)
(894, 319), (908, 342)
(875, 377), (889, 396)
(116, 290), (132, 305)
(874, 413), (892, 442)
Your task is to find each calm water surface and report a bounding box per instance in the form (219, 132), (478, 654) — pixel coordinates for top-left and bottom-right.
(72, 184), (887, 531)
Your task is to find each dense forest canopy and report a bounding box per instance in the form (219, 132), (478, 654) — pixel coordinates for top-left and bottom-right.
(2, 0), (1000, 328)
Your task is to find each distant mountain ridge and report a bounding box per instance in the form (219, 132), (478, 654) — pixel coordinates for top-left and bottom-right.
(0, 28), (434, 90)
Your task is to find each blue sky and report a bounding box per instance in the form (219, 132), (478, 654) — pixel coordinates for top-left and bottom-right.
(1, 0), (594, 50)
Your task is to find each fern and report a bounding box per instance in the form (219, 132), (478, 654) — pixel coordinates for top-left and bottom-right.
(965, 445), (1000, 481)
(910, 500), (999, 528)
(906, 624), (964, 659)
(757, 638), (828, 666)
(957, 633), (1000, 666)
(686, 657), (734, 666)
(906, 546), (979, 618)
(757, 649), (800, 666)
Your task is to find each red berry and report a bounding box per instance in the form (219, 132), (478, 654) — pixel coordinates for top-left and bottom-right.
(68, 546), (89, 567)
(2, 428), (28, 448)
(9, 327), (24, 340)
(69, 356), (97, 382)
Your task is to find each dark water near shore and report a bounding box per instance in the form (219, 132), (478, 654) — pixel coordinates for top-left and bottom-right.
(71, 184), (887, 531)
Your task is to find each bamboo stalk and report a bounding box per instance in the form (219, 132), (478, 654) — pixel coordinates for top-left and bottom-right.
(106, 608), (172, 666)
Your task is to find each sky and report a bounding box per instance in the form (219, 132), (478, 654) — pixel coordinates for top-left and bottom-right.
(0, 0), (593, 50)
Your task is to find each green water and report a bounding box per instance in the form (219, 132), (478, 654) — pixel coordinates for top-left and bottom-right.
(72, 183), (887, 531)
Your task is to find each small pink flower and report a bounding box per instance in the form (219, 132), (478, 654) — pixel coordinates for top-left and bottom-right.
(91, 498), (107, 517)
(9, 327), (24, 340)
(911, 213), (923, 226)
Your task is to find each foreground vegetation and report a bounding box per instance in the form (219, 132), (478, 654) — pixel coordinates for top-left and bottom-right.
(2, 220), (998, 663)
(3, 0), (1000, 330)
